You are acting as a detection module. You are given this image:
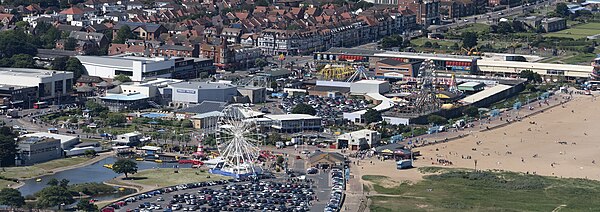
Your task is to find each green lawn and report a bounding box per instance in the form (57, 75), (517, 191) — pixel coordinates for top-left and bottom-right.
(0, 156), (93, 180)
(123, 168), (230, 187)
(410, 37), (458, 47)
(365, 168), (600, 212)
(32, 157), (92, 170)
(562, 53), (597, 65)
(455, 23), (489, 34)
(545, 22), (600, 39)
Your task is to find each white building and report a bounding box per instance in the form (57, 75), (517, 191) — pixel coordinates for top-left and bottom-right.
(21, 132), (79, 150)
(336, 129), (381, 150)
(0, 68), (74, 99)
(112, 132), (142, 146)
(264, 114), (322, 133)
(350, 80), (390, 94)
(168, 81), (238, 105)
(76, 55), (176, 82)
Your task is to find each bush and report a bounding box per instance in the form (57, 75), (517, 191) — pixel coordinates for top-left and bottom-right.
(69, 183), (116, 195)
(427, 115), (448, 125)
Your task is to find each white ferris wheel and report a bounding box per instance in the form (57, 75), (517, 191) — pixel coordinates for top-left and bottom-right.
(215, 104), (263, 176)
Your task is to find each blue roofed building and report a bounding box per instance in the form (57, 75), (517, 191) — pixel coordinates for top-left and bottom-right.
(100, 93), (150, 111)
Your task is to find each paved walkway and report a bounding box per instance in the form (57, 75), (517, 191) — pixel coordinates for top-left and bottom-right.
(341, 157), (367, 212)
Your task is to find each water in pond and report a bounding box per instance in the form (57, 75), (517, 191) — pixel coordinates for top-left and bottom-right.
(19, 156), (191, 196)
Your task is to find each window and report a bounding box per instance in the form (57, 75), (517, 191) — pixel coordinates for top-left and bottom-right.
(115, 70), (133, 76)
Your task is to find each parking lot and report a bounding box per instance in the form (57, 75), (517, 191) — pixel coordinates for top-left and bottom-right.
(280, 96), (370, 119)
(107, 175), (322, 212)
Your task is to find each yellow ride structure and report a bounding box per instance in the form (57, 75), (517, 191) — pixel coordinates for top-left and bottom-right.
(319, 64), (355, 80)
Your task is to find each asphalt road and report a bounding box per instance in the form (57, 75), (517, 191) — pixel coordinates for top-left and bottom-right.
(430, 0), (559, 31)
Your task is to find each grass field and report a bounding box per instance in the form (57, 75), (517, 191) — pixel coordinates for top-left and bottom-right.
(124, 168), (230, 187)
(562, 53), (597, 65)
(364, 167), (600, 211)
(410, 37), (458, 47)
(545, 22), (600, 39)
(455, 23), (489, 34)
(0, 157), (93, 180)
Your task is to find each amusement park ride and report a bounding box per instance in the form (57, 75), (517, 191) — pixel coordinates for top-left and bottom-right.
(209, 104), (264, 178)
(391, 59), (443, 116)
(319, 64), (373, 82)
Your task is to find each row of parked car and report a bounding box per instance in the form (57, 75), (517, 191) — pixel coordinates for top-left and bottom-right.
(102, 177), (272, 212)
(324, 169), (345, 212)
(281, 96), (369, 119)
(103, 174), (318, 212)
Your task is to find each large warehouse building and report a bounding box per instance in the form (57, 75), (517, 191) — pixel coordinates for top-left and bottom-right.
(0, 68), (73, 108)
(77, 55), (215, 82)
(315, 47), (593, 81)
(168, 81), (238, 105)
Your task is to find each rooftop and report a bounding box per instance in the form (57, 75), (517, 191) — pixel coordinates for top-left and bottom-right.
(21, 132), (77, 144)
(265, 114), (321, 121)
(354, 79), (388, 85)
(0, 68), (73, 78)
(19, 136), (59, 145)
(176, 101), (227, 114)
(169, 81), (235, 90)
(319, 47), (385, 55)
(76, 55), (176, 68)
(461, 84), (512, 104)
(100, 93), (149, 101)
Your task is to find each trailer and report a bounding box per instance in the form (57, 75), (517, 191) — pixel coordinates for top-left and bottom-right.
(396, 160), (413, 169)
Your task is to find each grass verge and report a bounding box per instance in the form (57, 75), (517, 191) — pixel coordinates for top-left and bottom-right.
(365, 168), (600, 211)
(118, 168), (229, 188)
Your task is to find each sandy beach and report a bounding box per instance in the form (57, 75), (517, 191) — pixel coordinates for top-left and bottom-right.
(414, 94), (600, 180)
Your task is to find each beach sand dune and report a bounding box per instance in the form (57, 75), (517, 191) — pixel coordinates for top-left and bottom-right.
(415, 95), (600, 180)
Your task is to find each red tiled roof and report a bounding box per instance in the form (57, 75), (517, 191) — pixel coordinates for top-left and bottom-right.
(60, 7), (85, 15)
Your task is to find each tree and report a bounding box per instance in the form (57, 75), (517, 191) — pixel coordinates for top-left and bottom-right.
(270, 81), (278, 90)
(112, 159), (138, 179)
(352, 1), (374, 10)
(59, 179), (69, 188)
(0, 30), (38, 59)
(106, 113), (126, 126)
(462, 106), (479, 117)
(526, 84), (537, 92)
(519, 70), (542, 83)
(85, 100), (107, 116)
(76, 199), (98, 212)
(47, 178), (59, 186)
(180, 120), (193, 128)
(0, 188), (24, 208)
(255, 58), (268, 67)
(291, 103), (316, 115)
(276, 155), (284, 165)
(422, 41), (433, 48)
(66, 57), (85, 81)
(427, 115), (447, 125)
(255, 0), (270, 6)
(380, 35), (404, 49)
(84, 149), (97, 158)
(114, 74), (132, 82)
(451, 43), (460, 50)
(497, 21), (513, 34)
(0, 126), (17, 167)
(461, 32), (478, 49)
(51, 56), (70, 71)
(36, 185), (74, 209)
(555, 3), (570, 17)
(10, 54), (35, 68)
(63, 37), (77, 51)
(114, 25), (135, 44)
(363, 108), (382, 124)
(266, 132), (281, 146)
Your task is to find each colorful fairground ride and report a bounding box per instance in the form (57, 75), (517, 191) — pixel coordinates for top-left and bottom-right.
(590, 57), (600, 80)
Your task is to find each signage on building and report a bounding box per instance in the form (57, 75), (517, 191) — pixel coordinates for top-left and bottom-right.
(176, 89), (196, 94)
